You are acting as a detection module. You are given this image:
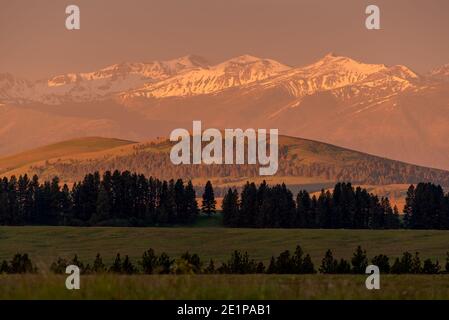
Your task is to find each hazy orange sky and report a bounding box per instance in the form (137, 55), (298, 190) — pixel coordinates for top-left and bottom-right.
(1, 0), (448, 79)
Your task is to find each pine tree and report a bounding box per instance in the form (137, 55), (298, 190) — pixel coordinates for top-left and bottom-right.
(0, 260), (9, 274)
(411, 252), (422, 274)
(93, 254), (106, 273)
(336, 259), (351, 274)
(275, 250), (294, 274)
(93, 184), (111, 224)
(319, 250), (338, 274)
(351, 246), (368, 274)
(70, 254), (85, 273)
(140, 249), (158, 274)
(204, 259), (216, 274)
(266, 257), (277, 274)
(293, 245), (304, 273)
(60, 184), (72, 225)
(185, 181), (199, 223)
(222, 188), (239, 227)
(239, 182), (258, 226)
(422, 259), (441, 274)
(296, 190), (311, 228)
(371, 254), (390, 273)
(301, 254), (316, 274)
(201, 181), (216, 217)
(156, 252), (173, 274)
(122, 255), (136, 274)
(392, 252), (413, 274)
(109, 254), (122, 273)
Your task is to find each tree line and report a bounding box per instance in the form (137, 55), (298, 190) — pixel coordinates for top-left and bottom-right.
(404, 183), (449, 229)
(2, 247), (449, 275)
(223, 182), (449, 229)
(1, 171), (449, 230)
(223, 182), (401, 229)
(0, 171), (199, 226)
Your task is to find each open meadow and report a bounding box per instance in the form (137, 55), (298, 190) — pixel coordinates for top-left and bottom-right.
(1, 225), (449, 299)
(1, 224), (449, 266)
(2, 274), (449, 300)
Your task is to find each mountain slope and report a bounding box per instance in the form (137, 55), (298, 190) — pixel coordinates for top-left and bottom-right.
(0, 137), (135, 174)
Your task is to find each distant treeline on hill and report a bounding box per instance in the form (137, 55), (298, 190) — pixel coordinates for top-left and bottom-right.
(28, 139), (449, 187)
(0, 171), (448, 229)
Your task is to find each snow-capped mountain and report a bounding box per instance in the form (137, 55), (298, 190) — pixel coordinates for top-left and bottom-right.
(255, 54), (420, 101)
(1, 53), (449, 172)
(0, 53), (436, 105)
(121, 55), (291, 99)
(0, 55), (210, 104)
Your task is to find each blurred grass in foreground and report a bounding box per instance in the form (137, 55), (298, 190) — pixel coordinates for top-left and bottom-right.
(1, 274), (449, 300)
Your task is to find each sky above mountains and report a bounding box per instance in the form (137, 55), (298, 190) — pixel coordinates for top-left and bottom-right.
(1, 0), (449, 80)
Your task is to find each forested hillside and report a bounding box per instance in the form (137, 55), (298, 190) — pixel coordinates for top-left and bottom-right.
(4, 136), (448, 189)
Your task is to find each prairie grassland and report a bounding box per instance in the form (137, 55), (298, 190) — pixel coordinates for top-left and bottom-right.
(1, 274), (449, 300)
(1, 226), (449, 267)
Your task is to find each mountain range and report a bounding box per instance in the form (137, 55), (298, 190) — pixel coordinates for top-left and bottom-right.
(1, 53), (449, 170)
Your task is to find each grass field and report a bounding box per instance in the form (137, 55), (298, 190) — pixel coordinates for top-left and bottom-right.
(1, 274), (449, 299)
(1, 225), (449, 267)
(2, 225), (449, 300)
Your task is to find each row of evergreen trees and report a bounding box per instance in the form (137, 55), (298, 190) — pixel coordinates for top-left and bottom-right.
(404, 183), (449, 229)
(223, 182), (401, 229)
(3, 247), (448, 275)
(318, 247), (443, 275)
(0, 254), (37, 274)
(0, 171), (200, 226)
(1, 171), (449, 230)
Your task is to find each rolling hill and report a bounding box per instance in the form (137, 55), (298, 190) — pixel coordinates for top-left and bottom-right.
(0, 137), (135, 174)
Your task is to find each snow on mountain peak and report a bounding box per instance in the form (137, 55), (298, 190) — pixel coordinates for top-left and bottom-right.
(0, 54), (443, 105)
(124, 55), (291, 99)
(387, 65), (419, 80)
(306, 53), (387, 76)
(430, 63), (449, 80)
(223, 54), (265, 64)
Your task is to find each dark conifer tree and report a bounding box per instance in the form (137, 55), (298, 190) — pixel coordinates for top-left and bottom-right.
(93, 253), (106, 273)
(93, 184), (111, 223)
(201, 181), (216, 217)
(109, 254), (122, 273)
(122, 255), (136, 274)
(223, 188), (239, 227)
(185, 181), (199, 223)
(351, 246), (368, 274)
(239, 182), (258, 226)
(319, 250), (338, 274)
(371, 254), (390, 273)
